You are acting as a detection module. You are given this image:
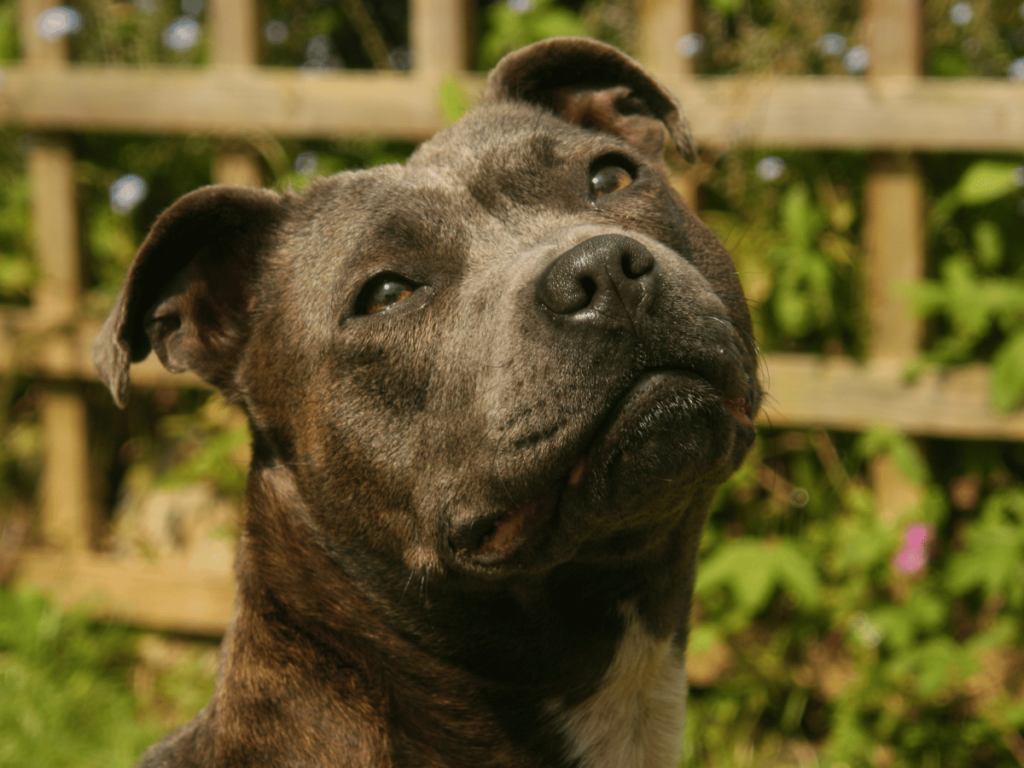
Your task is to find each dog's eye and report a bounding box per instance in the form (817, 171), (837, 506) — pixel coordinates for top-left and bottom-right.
(590, 164), (634, 198)
(357, 274), (418, 315)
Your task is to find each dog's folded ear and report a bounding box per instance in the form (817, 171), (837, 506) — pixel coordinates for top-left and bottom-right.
(93, 185), (284, 407)
(484, 36), (696, 163)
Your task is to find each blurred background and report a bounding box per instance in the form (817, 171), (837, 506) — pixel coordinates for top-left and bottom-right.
(0, 0), (1023, 766)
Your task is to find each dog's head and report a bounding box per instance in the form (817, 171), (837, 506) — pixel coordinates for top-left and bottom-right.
(95, 37), (761, 584)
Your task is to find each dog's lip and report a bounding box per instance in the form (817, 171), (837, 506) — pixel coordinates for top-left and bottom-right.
(450, 479), (565, 567)
(449, 365), (754, 570)
(449, 455), (589, 568)
(598, 363), (755, 437)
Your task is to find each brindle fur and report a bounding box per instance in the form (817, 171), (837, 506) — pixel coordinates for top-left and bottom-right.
(95, 38), (761, 768)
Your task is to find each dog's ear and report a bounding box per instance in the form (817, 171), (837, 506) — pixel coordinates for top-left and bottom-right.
(93, 185), (284, 407)
(484, 36), (696, 163)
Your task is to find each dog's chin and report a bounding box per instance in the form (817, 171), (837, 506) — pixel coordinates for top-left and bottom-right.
(449, 371), (755, 575)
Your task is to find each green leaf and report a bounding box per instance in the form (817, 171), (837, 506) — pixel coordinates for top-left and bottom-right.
(854, 427), (929, 484)
(695, 539), (820, 615)
(780, 184), (824, 249)
(687, 624), (722, 655)
(956, 161), (1023, 206)
(972, 220), (1003, 270)
(928, 47), (971, 77)
(0, 4), (17, 63)
(990, 329), (1024, 412)
(0, 253), (35, 295)
(773, 542), (821, 606)
(888, 637), (973, 699)
(438, 76), (470, 125)
(947, 521), (1024, 600)
(872, 606), (914, 649)
(477, 0), (585, 68)
(530, 8), (586, 39)
(708, 0), (744, 15)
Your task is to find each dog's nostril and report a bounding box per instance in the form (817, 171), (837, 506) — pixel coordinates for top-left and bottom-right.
(538, 234), (657, 317)
(579, 276), (597, 304)
(622, 248), (654, 279)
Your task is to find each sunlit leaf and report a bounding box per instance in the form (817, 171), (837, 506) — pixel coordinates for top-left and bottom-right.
(972, 220), (1003, 270)
(956, 161), (1022, 206)
(991, 329), (1024, 412)
(438, 76), (470, 125)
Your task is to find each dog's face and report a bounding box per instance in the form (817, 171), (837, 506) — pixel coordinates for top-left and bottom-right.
(95, 38), (760, 587)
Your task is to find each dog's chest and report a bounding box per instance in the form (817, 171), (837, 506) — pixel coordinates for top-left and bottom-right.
(545, 603), (687, 768)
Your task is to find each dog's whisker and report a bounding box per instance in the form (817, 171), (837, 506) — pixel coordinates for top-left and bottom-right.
(400, 571), (415, 603)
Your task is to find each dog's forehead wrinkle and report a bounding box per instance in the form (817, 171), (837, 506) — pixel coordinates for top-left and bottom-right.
(411, 103), (570, 170)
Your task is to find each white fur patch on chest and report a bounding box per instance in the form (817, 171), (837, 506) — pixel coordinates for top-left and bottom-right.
(546, 602), (687, 768)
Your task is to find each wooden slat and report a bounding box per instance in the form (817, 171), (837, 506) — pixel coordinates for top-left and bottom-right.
(0, 310), (208, 390)
(16, 551), (235, 636)
(20, 0), (93, 551)
(862, 0), (925, 521)
(664, 75), (1024, 152)
(209, 0), (263, 187)
(213, 150), (263, 186)
(26, 135), (79, 322)
(410, 0), (469, 73)
(17, 0), (68, 66)
(762, 354), (1024, 441)
(864, 0), (922, 78)
(637, 0), (698, 76)
(864, 153), (925, 359)
(638, 0), (700, 207)
(1, 67), (1024, 150)
(36, 387), (91, 549)
(3, 316), (1021, 440)
(0, 66), (446, 139)
(209, 0), (259, 70)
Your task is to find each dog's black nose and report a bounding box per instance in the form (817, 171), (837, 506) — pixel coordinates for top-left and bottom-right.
(537, 235), (657, 318)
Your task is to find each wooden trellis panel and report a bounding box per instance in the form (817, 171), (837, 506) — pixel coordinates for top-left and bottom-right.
(4, 0), (1023, 633)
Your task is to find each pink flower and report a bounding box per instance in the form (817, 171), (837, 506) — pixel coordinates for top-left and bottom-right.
(893, 523), (931, 575)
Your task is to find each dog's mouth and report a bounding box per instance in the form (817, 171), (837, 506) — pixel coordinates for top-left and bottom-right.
(448, 458), (586, 567)
(449, 368), (754, 570)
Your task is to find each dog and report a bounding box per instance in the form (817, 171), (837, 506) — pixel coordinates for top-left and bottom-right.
(94, 37), (761, 768)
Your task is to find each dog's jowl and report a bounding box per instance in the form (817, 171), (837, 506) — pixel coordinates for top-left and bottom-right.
(95, 37), (761, 768)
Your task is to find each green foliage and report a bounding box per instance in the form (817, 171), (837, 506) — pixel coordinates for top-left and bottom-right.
(0, 132), (32, 303)
(0, 586), (217, 768)
(700, 0), (860, 76)
(438, 76), (470, 125)
(914, 157), (1024, 410)
(854, 427), (931, 485)
(924, 0), (1024, 78)
(0, 2), (17, 62)
(697, 537), (820, 618)
(702, 153), (864, 355)
(768, 183), (847, 340)
(947, 488), (1024, 608)
(154, 393), (250, 498)
(73, 0), (207, 66)
(688, 431), (1024, 767)
(0, 588), (156, 768)
(478, 0), (586, 68)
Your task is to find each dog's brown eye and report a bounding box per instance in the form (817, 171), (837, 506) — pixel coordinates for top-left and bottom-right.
(590, 165), (633, 198)
(358, 274), (417, 315)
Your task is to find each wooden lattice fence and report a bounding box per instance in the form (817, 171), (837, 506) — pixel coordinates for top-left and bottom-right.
(2, 0), (1023, 634)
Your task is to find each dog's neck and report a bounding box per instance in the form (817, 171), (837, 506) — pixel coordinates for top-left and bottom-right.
(200, 463), (699, 767)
